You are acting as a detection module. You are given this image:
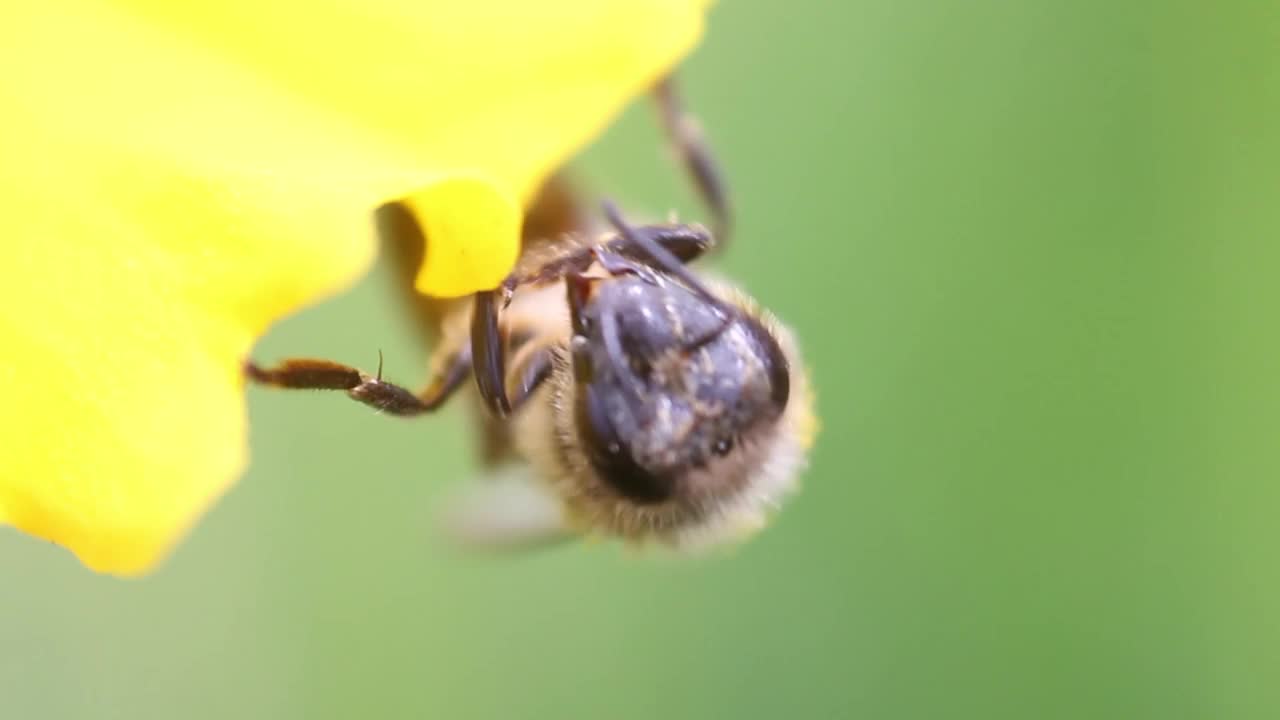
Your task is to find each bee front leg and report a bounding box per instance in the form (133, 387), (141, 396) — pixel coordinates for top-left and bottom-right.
(590, 246), (660, 284)
(246, 348), (470, 417)
(653, 75), (731, 244)
(469, 290), (557, 419)
(601, 201), (731, 318)
(470, 290), (511, 418)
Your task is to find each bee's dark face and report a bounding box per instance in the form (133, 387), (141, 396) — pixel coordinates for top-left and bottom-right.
(568, 275), (790, 504)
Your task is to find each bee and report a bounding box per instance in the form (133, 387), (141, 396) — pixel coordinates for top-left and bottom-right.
(247, 77), (816, 550)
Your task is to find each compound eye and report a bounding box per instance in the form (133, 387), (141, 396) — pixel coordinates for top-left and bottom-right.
(712, 437), (734, 457)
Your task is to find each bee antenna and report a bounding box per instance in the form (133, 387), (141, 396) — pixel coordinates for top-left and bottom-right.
(376, 349), (385, 382)
(600, 200), (732, 322)
(600, 307), (647, 403)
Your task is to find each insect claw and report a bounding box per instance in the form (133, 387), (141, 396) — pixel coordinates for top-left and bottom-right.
(243, 360), (267, 382)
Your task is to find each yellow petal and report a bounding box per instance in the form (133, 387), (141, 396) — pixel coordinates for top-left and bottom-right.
(0, 0), (708, 575)
(410, 177), (522, 298)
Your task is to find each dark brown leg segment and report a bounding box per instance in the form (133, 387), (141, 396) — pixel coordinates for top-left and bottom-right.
(470, 290), (511, 418)
(653, 76), (732, 244)
(601, 201), (729, 315)
(246, 359), (363, 390)
(247, 350), (470, 417)
(499, 223), (714, 306)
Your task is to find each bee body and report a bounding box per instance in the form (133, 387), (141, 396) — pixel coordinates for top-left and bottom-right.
(249, 78), (817, 552)
(412, 225), (814, 550)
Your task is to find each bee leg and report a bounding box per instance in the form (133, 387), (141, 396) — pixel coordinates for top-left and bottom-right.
(653, 75), (731, 244)
(245, 358), (363, 390)
(499, 251), (597, 307)
(506, 347), (555, 410)
(471, 290), (512, 418)
(509, 223), (712, 310)
(613, 224), (716, 264)
(603, 200), (736, 351)
(471, 293), (557, 418)
(590, 245), (660, 285)
(601, 201), (732, 317)
(246, 349), (470, 416)
(499, 223), (711, 307)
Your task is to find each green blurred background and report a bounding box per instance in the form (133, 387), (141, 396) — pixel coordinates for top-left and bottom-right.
(4, 1), (1278, 718)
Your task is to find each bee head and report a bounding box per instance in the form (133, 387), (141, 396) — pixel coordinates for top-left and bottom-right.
(566, 273), (791, 506)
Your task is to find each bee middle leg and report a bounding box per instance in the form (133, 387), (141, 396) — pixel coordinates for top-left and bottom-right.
(600, 200), (731, 318)
(246, 348), (470, 417)
(499, 223), (714, 306)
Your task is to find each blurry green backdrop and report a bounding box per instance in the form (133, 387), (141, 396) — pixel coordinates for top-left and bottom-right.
(4, 1), (1278, 718)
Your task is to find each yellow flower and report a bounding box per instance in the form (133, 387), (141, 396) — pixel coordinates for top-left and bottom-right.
(0, 0), (709, 576)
